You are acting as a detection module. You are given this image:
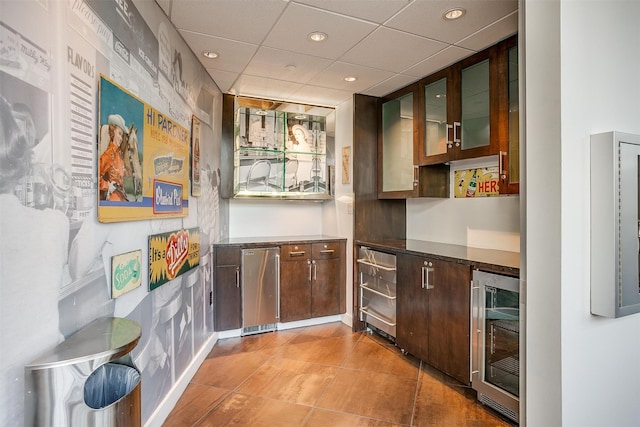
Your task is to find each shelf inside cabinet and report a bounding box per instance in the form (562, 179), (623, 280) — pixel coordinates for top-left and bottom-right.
(230, 96), (334, 200)
(356, 258), (396, 271)
(360, 282), (396, 300)
(359, 306), (396, 327)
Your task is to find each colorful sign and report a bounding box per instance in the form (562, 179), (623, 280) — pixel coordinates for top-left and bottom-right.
(111, 250), (142, 298)
(148, 228), (200, 291)
(454, 166), (501, 198)
(98, 75), (190, 222)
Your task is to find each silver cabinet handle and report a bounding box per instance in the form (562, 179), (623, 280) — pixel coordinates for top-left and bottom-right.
(499, 150), (507, 179)
(319, 249), (335, 254)
(276, 254), (280, 319)
(447, 123), (453, 148)
(289, 251), (306, 257)
(308, 259), (312, 282)
(422, 266), (435, 289)
(454, 121), (461, 146)
(312, 260), (317, 281)
(235, 266), (240, 288)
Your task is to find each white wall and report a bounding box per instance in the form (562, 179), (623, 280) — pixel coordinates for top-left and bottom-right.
(407, 196), (520, 252)
(229, 199), (324, 238)
(527, 1), (640, 426)
(322, 98), (354, 325)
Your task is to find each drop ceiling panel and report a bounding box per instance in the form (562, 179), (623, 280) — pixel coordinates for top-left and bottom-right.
(457, 12), (518, 51)
(288, 84), (353, 107)
(179, 30), (258, 73)
(206, 69), (238, 93)
(306, 61), (395, 92)
(232, 75), (303, 101)
(340, 27), (447, 73)
(294, 0), (411, 24)
(170, 0), (287, 45)
(386, 0), (518, 44)
(161, 0), (519, 107)
(263, 3), (377, 60)
(362, 74), (419, 98)
(243, 47), (332, 84)
(404, 45), (475, 78)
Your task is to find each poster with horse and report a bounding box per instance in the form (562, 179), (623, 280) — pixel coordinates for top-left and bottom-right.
(97, 75), (190, 222)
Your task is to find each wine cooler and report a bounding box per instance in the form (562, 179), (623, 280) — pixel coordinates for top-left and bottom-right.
(471, 270), (520, 423)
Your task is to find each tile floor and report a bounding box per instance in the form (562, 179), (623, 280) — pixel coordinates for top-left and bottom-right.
(163, 322), (516, 427)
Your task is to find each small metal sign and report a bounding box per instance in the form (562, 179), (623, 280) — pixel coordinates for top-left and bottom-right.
(148, 227), (200, 290)
(111, 250), (142, 298)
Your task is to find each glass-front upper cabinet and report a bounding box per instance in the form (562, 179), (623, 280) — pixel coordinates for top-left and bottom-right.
(232, 97), (334, 200)
(417, 38), (506, 165)
(420, 68), (455, 165)
(499, 37), (520, 194)
(379, 84), (418, 198)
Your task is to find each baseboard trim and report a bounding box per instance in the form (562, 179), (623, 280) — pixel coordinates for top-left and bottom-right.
(144, 332), (218, 427)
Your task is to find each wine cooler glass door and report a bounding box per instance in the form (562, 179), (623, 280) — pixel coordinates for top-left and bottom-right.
(483, 284), (519, 397)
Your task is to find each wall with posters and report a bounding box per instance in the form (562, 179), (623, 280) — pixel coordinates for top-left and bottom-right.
(0, 0), (224, 425)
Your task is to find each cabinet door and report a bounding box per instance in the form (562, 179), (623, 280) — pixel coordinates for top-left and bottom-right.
(214, 264), (241, 331)
(280, 259), (312, 322)
(311, 242), (342, 317)
(455, 47), (500, 160)
(418, 68), (459, 166)
(396, 253), (429, 361)
(426, 259), (471, 385)
(499, 37), (520, 194)
(312, 257), (340, 317)
(378, 84), (419, 198)
(214, 247), (242, 331)
(279, 244), (312, 322)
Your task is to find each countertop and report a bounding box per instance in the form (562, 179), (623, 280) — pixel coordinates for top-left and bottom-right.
(213, 235), (347, 248)
(356, 239), (520, 276)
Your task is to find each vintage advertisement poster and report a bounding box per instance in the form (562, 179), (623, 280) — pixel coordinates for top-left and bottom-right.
(454, 166), (501, 198)
(111, 250), (142, 298)
(148, 228), (200, 291)
(191, 115), (201, 196)
(98, 75), (190, 222)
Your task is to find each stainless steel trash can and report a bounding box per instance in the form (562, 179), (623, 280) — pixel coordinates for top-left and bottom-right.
(25, 317), (142, 427)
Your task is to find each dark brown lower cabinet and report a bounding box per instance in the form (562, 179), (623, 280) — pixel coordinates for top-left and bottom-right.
(396, 252), (471, 385)
(280, 244), (312, 322)
(280, 241), (344, 322)
(213, 246), (242, 331)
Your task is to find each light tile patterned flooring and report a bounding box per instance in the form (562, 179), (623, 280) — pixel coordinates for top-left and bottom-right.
(163, 322), (516, 426)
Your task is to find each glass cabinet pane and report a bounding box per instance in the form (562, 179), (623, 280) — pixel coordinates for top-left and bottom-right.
(461, 59), (490, 150)
(424, 78), (448, 157)
(382, 92), (414, 192)
(484, 286), (519, 397)
(508, 46), (519, 183)
(232, 97), (333, 199)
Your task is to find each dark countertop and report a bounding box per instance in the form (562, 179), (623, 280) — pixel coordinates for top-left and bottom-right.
(356, 239), (520, 276)
(213, 235), (347, 248)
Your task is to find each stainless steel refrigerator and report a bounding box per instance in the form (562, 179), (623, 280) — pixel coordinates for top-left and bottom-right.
(241, 247), (280, 335)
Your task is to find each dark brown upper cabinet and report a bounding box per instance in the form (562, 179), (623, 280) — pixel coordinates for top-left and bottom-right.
(417, 43), (501, 164)
(377, 84), (420, 199)
(377, 35), (518, 199)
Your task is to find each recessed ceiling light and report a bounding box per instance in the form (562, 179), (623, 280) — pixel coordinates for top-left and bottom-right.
(308, 31), (328, 42)
(285, 64), (297, 71)
(255, 110), (268, 116)
(443, 8), (466, 20)
(294, 114), (307, 120)
(344, 76), (357, 82)
(202, 50), (218, 59)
